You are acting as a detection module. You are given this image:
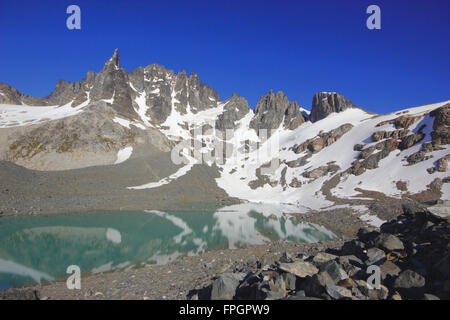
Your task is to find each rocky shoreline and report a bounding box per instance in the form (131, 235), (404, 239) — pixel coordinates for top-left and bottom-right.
(0, 201), (448, 300)
(189, 201), (450, 300)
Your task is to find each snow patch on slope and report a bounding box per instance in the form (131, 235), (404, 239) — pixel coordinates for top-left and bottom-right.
(0, 98), (91, 128)
(112, 117), (146, 130)
(114, 146), (133, 164)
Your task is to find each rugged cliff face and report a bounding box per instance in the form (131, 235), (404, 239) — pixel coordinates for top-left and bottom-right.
(0, 49), (448, 209)
(250, 90), (305, 134)
(310, 92), (357, 122)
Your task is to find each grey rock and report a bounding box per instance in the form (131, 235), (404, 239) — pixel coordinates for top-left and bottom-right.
(235, 273), (261, 300)
(302, 163), (340, 179)
(375, 234), (404, 252)
(354, 279), (388, 300)
(250, 90), (305, 135)
(279, 251), (294, 263)
(427, 201), (450, 222)
(210, 272), (245, 300)
(256, 272), (287, 300)
(325, 284), (352, 300)
(338, 255), (364, 277)
(278, 261), (319, 278)
(310, 92), (357, 122)
(187, 72), (219, 113)
(129, 67), (145, 92)
(284, 101), (306, 130)
(281, 272), (297, 291)
(303, 271), (335, 297)
(365, 248), (386, 266)
(407, 150), (429, 165)
(379, 260), (401, 280)
(286, 155), (310, 168)
(215, 93), (250, 133)
(394, 270), (425, 289)
(398, 132), (425, 150)
(320, 261), (348, 283)
(0, 82), (50, 106)
(312, 252), (338, 267)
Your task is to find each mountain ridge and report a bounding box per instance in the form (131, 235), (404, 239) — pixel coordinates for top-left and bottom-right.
(0, 49), (448, 213)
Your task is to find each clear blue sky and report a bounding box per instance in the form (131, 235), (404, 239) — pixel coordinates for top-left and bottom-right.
(0, 0), (449, 113)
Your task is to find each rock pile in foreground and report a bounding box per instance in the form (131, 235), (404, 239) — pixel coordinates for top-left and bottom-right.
(189, 202), (450, 300)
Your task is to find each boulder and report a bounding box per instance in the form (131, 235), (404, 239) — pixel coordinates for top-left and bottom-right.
(281, 272), (298, 291)
(312, 252), (338, 267)
(338, 255), (364, 278)
(235, 273), (261, 300)
(375, 234), (404, 252)
(365, 248), (386, 266)
(210, 272), (245, 300)
(394, 270), (425, 289)
(278, 261), (319, 278)
(353, 279), (385, 300)
(255, 274), (287, 300)
(303, 271), (335, 297)
(427, 201), (450, 222)
(279, 251), (294, 263)
(325, 284), (352, 300)
(320, 261), (348, 283)
(379, 260), (402, 280)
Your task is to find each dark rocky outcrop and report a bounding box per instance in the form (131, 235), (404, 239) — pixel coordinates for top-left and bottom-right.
(302, 162), (340, 179)
(310, 92), (357, 122)
(376, 114), (422, 130)
(250, 90), (305, 135)
(291, 123), (353, 155)
(215, 93), (251, 133)
(430, 103), (450, 145)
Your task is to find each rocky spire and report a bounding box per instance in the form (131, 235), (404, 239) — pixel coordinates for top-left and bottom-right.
(105, 48), (120, 69)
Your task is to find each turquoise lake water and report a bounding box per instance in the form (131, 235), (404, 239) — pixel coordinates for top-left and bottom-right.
(0, 203), (336, 288)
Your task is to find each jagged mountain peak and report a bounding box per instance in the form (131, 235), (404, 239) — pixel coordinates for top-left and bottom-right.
(104, 48), (120, 69)
(249, 90), (305, 133)
(310, 91), (359, 122)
